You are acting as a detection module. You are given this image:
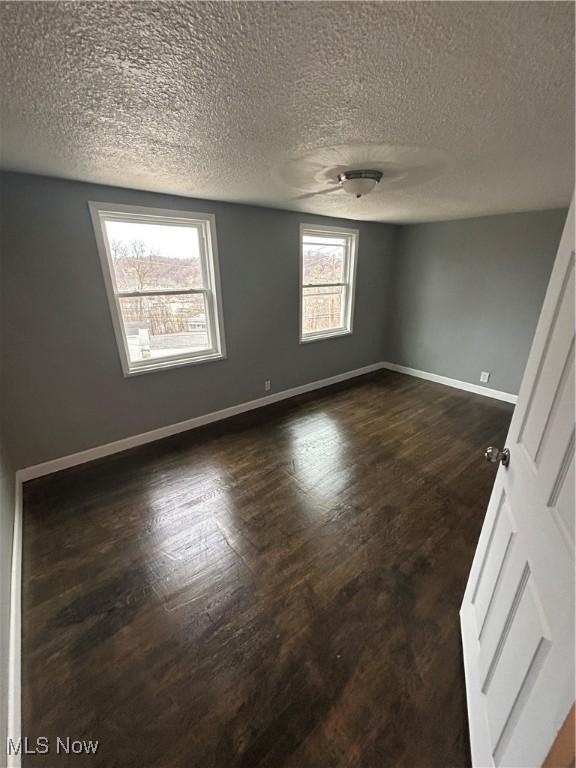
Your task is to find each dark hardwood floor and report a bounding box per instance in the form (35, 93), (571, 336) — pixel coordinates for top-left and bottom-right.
(21, 371), (513, 768)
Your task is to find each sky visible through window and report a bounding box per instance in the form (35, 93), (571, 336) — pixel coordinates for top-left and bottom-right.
(106, 220), (200, 261)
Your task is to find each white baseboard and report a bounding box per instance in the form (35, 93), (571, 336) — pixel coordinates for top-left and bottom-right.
(381, 362), (518, 404)
(7, 477), (22, 768)
(18, 360), (517, 484)
(18, 362), (386, 482)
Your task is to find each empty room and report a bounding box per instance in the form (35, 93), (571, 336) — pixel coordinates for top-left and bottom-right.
(0, 2), (574, 767)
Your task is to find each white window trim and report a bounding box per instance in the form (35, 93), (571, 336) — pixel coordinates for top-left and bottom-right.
(89, 201), (227, 376)
(299, 222), (359, 343)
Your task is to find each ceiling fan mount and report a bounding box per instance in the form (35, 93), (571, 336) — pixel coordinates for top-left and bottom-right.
(337, 169), (383, 198)
(275, 142), (448, 205)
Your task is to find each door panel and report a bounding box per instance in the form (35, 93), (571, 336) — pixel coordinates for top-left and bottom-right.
(472, 492), (515, 639)
(518, 258), (574, 463)
(552, 446), (574, 552)
(461, 200), (575, 767)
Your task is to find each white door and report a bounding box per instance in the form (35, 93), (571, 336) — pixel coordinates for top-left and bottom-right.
(461, 199), (575, 768)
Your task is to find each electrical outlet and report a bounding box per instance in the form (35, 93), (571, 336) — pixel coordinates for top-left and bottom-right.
(480, 371), (490, 384)
(264, 379), (271, 392)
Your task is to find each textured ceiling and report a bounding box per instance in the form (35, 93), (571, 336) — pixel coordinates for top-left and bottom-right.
(0, 1), (574, 222)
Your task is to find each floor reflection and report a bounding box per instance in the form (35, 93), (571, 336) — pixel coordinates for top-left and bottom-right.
(142, 459), (244, 614)
(284, 412), (353, 502)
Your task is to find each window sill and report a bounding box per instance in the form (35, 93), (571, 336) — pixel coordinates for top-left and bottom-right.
(299, 329), (352, 344)
(124, 351), (225, 377)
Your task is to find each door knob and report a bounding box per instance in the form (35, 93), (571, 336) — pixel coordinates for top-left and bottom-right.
(485, 446), (510, 467)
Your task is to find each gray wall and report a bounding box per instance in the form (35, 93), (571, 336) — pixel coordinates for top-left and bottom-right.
(0, 171), (567, 471)
(0, 208), (15, 759)
(0, 439), (14, 759)
(386, 209), (567, 394)
(0, 172), (398, 469)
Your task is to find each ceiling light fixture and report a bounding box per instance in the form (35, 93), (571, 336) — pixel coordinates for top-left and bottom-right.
(337, 169), (383, 198)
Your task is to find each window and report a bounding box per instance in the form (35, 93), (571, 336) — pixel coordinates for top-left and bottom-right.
(300, 224), (358, 342)
(90, 202), (226, 375)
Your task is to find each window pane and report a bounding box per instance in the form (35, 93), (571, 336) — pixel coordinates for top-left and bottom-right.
(302, 239), (346, 284)
(303, 234), (347, 247)
(104, 220), (203, 291)
(302, 286), (345, 335)
(118, 293), (210, 363)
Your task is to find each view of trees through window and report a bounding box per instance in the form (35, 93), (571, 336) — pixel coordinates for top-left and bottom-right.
(98, 213), (355, 370)
(302, 233), (352, 336)
(105, 220), (210, 362)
